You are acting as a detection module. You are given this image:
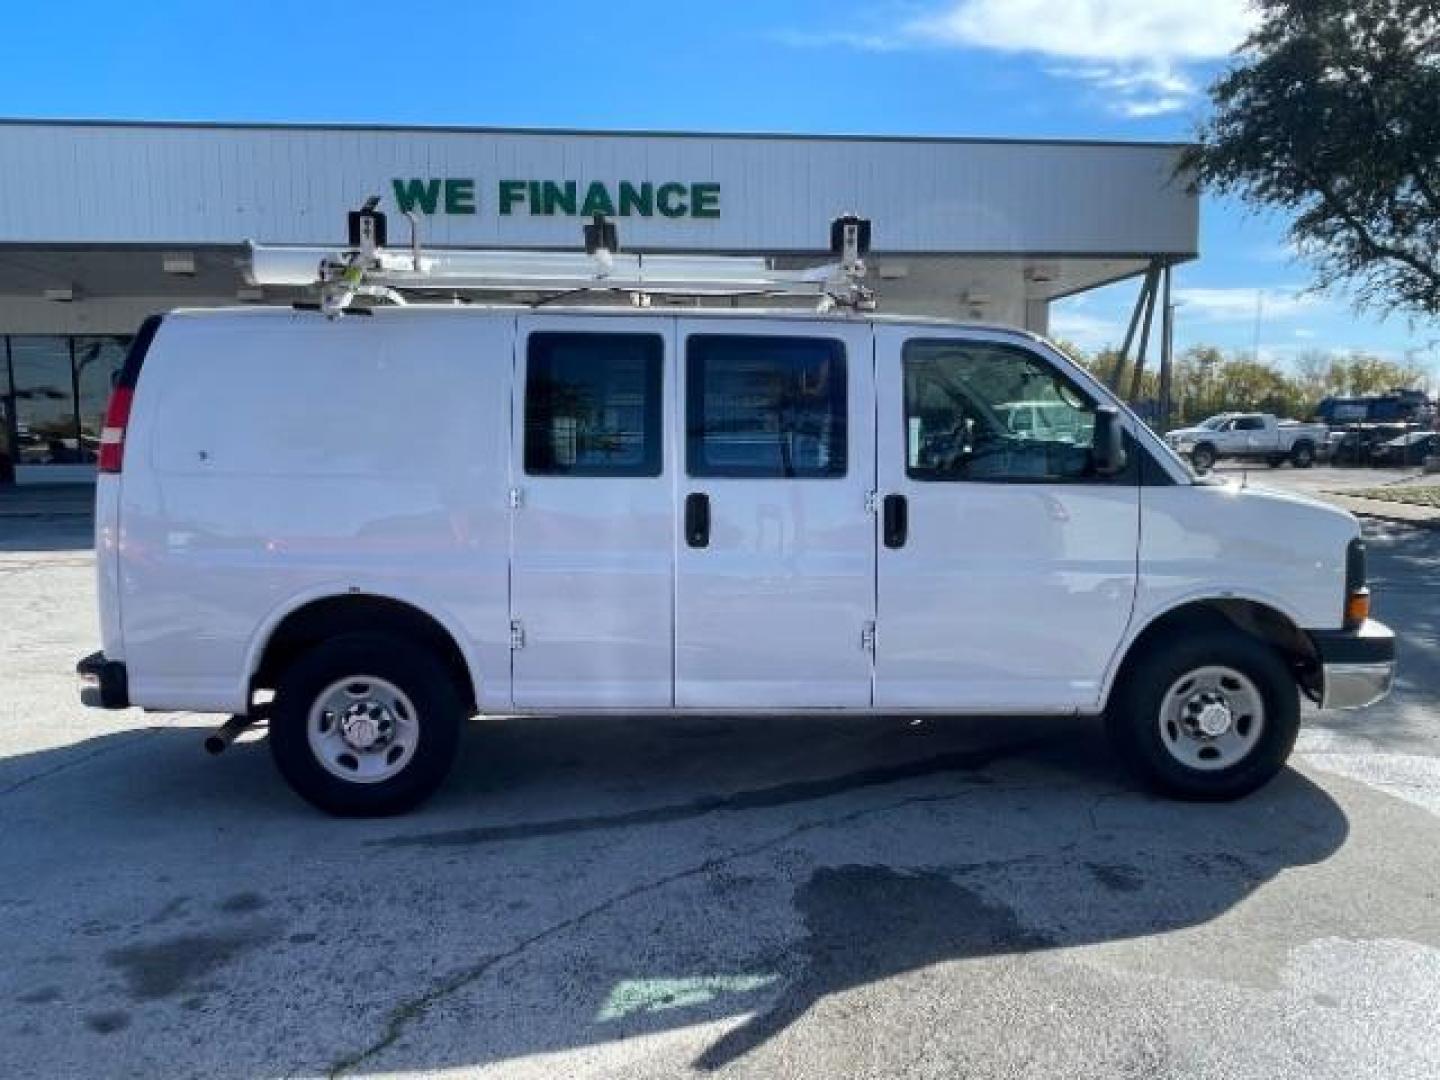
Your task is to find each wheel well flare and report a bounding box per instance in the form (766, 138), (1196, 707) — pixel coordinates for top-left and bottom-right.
(254, 595), (476, 711)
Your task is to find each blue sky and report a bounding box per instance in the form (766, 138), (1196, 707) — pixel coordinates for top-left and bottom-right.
(0, 0), (1434, 382)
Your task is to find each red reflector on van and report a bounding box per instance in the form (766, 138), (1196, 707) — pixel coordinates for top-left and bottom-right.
(97, 386), (134, 473)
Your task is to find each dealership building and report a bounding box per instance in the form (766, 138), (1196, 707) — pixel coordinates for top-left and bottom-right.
(0, 119), (1197, 484)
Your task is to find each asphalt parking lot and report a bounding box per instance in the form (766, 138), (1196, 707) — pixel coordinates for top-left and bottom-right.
(2, 497), (1439, 1079)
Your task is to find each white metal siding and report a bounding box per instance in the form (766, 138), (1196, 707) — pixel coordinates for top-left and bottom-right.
(0, 123), (1196, 255)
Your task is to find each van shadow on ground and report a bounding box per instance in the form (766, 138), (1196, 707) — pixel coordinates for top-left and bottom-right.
(383, 721), (1353, 1077)
(0, 709), (1360, 1078)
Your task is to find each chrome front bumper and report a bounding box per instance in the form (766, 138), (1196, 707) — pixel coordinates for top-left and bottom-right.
(1321, 661), (1395, 710)
(1309, 620), (1397, 710)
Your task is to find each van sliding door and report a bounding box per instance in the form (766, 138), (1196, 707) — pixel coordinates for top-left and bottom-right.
(673, 320), (877, 708)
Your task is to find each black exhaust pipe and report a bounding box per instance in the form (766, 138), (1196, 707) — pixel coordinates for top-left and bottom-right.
(205, 714), (256, 755)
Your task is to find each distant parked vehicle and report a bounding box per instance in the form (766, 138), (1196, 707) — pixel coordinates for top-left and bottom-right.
(996, 399), (1094, 444)
(1164, 412), (1327, 473)
(1325, 424), (1413, 466)
(1370, 431), (1440, 467)
(1316, 389), (1432, 426)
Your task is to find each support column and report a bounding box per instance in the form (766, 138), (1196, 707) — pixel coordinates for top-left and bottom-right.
(1158, 262), (1174, 429)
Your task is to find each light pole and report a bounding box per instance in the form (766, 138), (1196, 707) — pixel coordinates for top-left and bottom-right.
(1160, 285), (1186, 428)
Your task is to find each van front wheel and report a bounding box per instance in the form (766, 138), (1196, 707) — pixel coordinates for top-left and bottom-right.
(1106, 629), (1299, 801)
(269, 633), (463, 815)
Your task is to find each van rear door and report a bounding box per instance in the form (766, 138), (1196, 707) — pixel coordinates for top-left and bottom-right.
(674, 320), (876, 708)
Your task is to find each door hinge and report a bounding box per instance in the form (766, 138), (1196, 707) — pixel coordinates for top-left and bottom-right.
(864, 490), (881, 514)
(861, 620), (876, 654)
(508, 487), (525, 509)
(509, 619), (525, 650)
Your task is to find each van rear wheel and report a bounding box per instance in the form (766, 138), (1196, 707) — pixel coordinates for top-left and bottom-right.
(269, 633), (463, 815)
(1106, 628), (1299, 801)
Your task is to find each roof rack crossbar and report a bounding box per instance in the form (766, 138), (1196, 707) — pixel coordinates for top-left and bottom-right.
(244, 200), (874, 318)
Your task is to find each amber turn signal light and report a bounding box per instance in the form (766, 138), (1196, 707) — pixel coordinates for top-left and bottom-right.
(1345, 588), (1371, 628)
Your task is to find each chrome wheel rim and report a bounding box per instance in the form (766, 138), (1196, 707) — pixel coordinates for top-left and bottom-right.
(307, 675), (419, 784)
(1157, 665), (1265, 772)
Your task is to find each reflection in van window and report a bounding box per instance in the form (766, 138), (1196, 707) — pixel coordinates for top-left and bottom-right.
(687, 335), (846, 478)
(904, 339), (1098, 482)
(525, 333), (663, 477)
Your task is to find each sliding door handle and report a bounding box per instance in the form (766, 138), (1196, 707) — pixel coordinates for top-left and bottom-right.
(883, 493), (908, 549)
(685, 492), (711, 548)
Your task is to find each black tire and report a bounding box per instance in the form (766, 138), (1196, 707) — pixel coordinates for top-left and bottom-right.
(1190, 444), (1216, 473)
(1105, 627), (1300, 801)
(269, 633), (464, 816)
(1290, 440), (1315, 468)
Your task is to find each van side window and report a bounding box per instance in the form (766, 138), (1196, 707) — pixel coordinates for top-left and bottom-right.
(524, 333), (663, 477)
(687, 335), (846, 478)
(903, 339), (1101, 483)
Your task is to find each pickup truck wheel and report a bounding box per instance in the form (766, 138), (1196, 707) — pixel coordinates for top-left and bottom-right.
(1290, 441), (1316, 468)
(1106, 629), (1299, 801)
(1189, 444), (1216, 473)
(269, 633), (463, 816)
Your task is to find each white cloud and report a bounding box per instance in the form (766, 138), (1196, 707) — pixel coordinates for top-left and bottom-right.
(908, 1), (1256, 63)
(1174, 286), (1324, 323)
(1293, 328), (1316, 339)
(1050, 309), (1122, 349)
(783, 1), (1258, 117)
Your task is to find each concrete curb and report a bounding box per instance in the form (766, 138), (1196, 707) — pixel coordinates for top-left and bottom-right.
(1320, 492), (1440, 530)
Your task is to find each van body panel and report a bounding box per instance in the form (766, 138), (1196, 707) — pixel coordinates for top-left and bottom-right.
(674, 319), (877, 708)
(872, 325), (1141, 711)
(1133, 483), (1355, 631)
(509, 314), (676, 708)
(118, 311), (512, 712)
(97, 303), (1366, 723)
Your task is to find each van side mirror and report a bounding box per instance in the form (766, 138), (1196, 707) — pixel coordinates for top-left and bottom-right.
(1093, 407), (1128, 476)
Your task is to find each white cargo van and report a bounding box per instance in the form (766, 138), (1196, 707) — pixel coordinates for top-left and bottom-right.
(76, 304), (1396, 815)
(75, 213), (1395, 816)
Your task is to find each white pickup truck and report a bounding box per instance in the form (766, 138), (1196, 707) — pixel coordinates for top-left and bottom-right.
(1165, 413), (1328, 473)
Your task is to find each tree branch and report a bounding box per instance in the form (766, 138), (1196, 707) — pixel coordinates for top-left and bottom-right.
(1307, 171), (1440, 301)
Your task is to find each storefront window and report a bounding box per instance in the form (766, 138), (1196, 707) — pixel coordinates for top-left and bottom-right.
(0, 335), (133, 474)
(0, 344), (12, 481)
(75, 336), (130, 463)
(10, 338), (78, 466)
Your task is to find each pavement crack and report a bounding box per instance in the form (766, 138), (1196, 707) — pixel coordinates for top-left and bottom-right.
(327, 777), (1072, 1077)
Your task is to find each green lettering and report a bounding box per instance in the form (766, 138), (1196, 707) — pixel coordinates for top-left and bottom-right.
(542, 181), (577, 215)
(498, 180), (527, 215)
(618, 181), (653, 216)
(391, 177), (442, 215)
(690, 182), (720, 219)
(444, 177), (476, 214)
(529, 181), (545, 214)
(657, 182), (688, 218)
(580, 182), (616, 217)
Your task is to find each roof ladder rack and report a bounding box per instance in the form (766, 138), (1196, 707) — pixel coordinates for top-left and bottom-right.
(244, 199), (875, 318)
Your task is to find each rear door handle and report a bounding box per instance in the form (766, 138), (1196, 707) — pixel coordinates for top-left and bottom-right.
(883, 493), (908, 549)
(685, 492), (711, 548)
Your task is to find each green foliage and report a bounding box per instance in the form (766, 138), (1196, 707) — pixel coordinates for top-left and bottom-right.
(1063, 340), (1425, 424)
(1183, 0), (1440, 316)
